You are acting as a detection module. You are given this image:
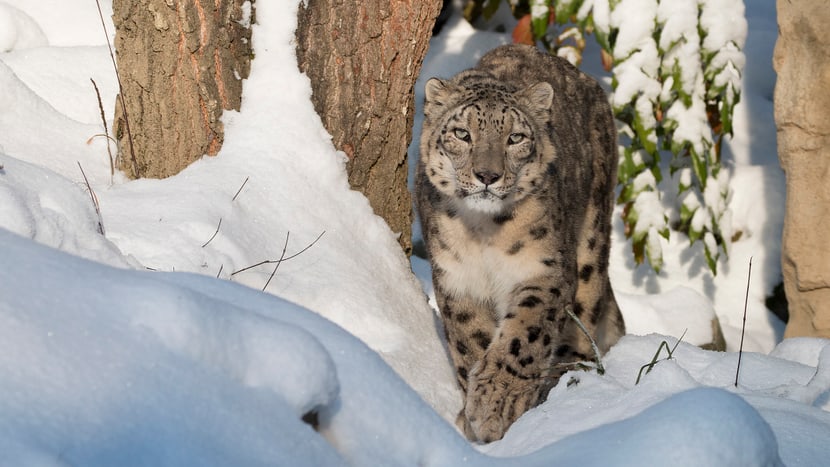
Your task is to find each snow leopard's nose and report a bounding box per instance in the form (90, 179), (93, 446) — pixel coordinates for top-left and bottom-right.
(475, 170), (502, 186)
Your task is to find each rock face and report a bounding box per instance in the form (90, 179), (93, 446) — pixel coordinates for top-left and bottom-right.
(774, 0), (830, 338)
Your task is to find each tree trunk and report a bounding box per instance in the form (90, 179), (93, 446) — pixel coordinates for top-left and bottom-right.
(774, 0), (830, 338)
(295, 0), (442, 255)
(112, 0), (254, 179)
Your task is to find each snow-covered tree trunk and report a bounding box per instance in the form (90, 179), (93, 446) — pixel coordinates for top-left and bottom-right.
(295, 0), (442, 255)
(112, 0), (254, 179)
(774, 0), (830, 338)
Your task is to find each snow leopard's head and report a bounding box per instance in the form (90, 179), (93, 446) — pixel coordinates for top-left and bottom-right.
(420, 71), (555, 215)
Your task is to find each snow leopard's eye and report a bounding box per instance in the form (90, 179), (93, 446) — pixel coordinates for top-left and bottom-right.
(453, 128), (472, 142)
(507, 133), (526, 145)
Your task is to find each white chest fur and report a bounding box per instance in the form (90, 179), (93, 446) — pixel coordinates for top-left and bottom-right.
(431, 207), (549, 319)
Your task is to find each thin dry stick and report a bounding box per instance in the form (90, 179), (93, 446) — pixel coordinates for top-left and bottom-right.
(263, 232), (291, 292)
(77, 162), (105, 235)
(216, 264), (224, 278)
(735, 256), (753, 387)
(95, 0), (138, 178)
(201, 218), (223, 248)
(86, 133), (118, 146)
(89, 78), (114, 177)
(231, 230), (326, 276)
(232, 176), (250, 202)
(635, 329), (687, 385)
(565, 305), (605, 375)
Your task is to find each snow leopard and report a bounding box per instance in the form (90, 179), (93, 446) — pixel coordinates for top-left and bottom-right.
(415, 44), (625, 443)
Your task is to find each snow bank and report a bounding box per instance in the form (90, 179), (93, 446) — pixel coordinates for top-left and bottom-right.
(1, 0), (461, 422)
(0, 2), (47, 52)
(0, 225), (794, 467)
(1, 0), (829, 465)
(505, 388), (782, 466)
(0, 228), (345, 466)
(0, 155), (132, 267)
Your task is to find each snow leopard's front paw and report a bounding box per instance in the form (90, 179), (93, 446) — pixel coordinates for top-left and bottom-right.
(455, 407), (477, 441)
(464, 359), (507, 443)
(465, 357), (540, 443)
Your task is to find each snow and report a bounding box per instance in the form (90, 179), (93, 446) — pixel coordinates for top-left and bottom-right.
(596, 0), (746, 281)
(0, 0), (828, 465)
(665, 88), (711, 156)
(0, 228), (382, 466)
(609, 0), (658, 61)
(701, 0), (748, 84)
(487, 387), (782, 466)
(0, 2), (47, 52)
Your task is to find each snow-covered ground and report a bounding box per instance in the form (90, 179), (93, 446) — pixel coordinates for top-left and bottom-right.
(0, 0), (828, 465)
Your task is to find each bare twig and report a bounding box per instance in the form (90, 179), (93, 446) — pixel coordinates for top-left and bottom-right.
(232, 176), (249, 202)
(263, 232), (291, 291)
(231, 230), (326, 276)
(216, 264), (224, 278)
(201, 218), (222, 248)
(565, 305), (605, 375)
(635, 329), (686, 384)
(89, 78), (114, 177)
(95, 0), (138, 178)
(77, 162), (104, 235)
(86, 134), (118, 145)
(735, 257), (753, 387)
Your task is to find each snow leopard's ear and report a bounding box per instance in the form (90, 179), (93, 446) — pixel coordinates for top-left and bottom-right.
(517, 81), (554, 122)
(424, 78), (453, 119)
(424, 78), (449, 103)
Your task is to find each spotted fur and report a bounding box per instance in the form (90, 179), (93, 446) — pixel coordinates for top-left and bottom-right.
(416, 45), (625, 443)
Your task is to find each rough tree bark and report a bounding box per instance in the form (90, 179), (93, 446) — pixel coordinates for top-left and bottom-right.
(774, 0), (830, 338)
(112, 0), (254, 179)
(295, 0), (442, 255)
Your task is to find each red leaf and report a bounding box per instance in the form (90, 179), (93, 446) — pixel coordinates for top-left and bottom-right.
(512, 14), (535, 46)
(601, 48), (613, 72)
